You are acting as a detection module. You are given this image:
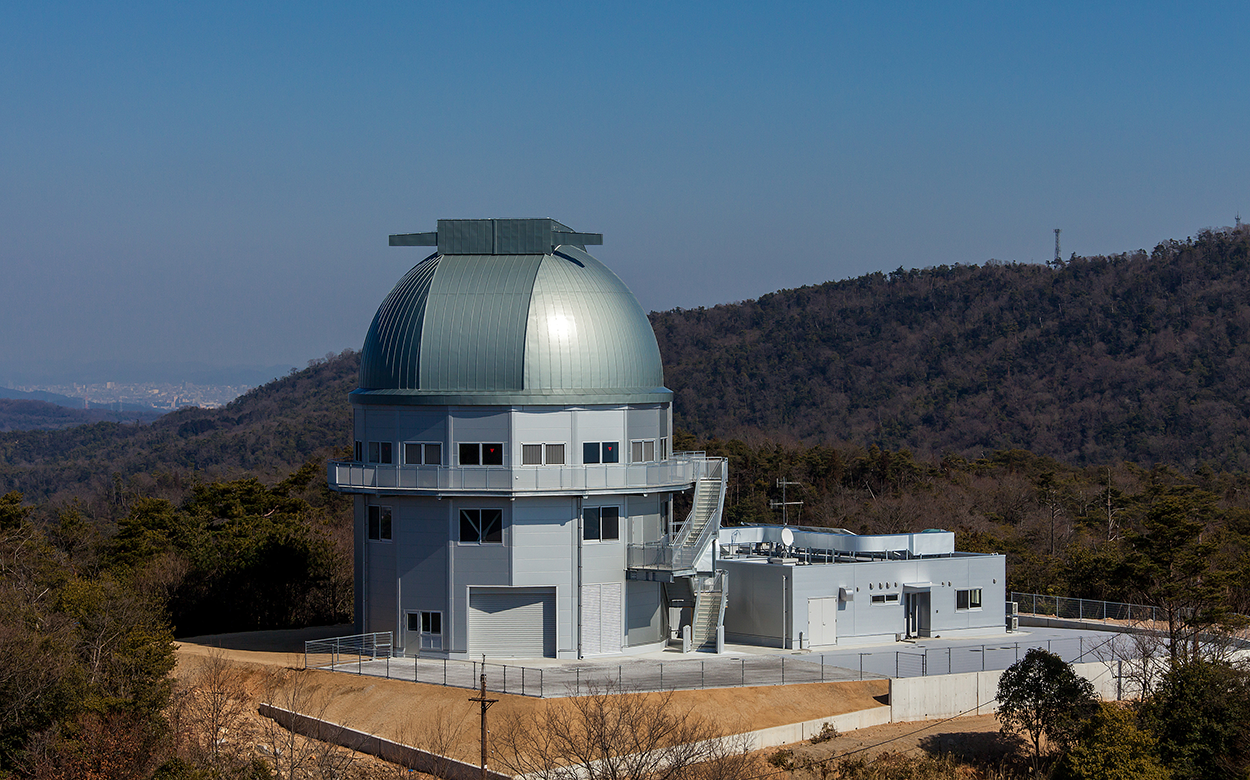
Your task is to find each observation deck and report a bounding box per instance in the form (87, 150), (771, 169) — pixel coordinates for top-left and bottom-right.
(326, 452), (713, 497)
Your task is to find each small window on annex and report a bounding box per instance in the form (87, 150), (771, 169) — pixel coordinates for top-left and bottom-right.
(582, 442), (619, 464)
(368, 441), (393, 464)
(459, 509), (503, 544)
(956, 588), (983, 610)
(404, 442), (442, 465)
(583, 506), (620, 541)
(871, 593), (900, 605)
(459, 443), (503, 466)
(367, 506), (392, 541)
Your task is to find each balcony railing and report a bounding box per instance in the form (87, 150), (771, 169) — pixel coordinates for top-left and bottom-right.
(327, 452), (711, 494)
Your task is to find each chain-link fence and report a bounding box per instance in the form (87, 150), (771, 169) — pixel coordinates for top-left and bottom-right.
(1011, 591), (1160, 624)
(304, 632), (1125, 698)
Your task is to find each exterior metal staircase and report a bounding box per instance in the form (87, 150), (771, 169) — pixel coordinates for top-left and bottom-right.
(623, 455), (730, 653)
(688, 572), (727, 652)
(626, 456), (728, 579)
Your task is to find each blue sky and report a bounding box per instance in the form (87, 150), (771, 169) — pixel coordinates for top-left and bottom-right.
(2, 2), (1246, 379)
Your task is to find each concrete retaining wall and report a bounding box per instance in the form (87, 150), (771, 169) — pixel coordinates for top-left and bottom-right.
(258, 703), (510, 780)
(888, 660), (1122, 722)
(741, 705), (892, 750)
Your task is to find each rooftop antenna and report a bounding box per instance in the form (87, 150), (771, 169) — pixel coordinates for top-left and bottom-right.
(770, 479), (803, 526)
(1054, 229), (1062, 263)
(1237, 213), (1242, 228)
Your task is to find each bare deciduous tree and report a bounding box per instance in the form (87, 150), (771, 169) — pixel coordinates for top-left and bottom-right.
(495, 681), (759, 780)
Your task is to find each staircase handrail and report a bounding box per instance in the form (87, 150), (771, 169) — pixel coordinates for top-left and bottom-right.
(673, 458), (727, 571)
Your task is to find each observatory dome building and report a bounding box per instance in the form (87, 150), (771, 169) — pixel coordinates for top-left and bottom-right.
(330, 219), (728, 659)
(330, 218), (1006, 660)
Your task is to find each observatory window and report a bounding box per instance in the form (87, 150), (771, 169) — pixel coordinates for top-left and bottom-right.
(354, 441), (363, 462)
(368, 441), (393, 464)
(459, 509), (503, 544)
(367, 506), (392, 541)
(583, 442), (619, 464)
(404, 442), (442, 465)
(459, 443), (503, 466)
(660, 437), (669, 461)
(956, 588), (982, 611)
(583, 506), (620, 542)
(871, 593), (900, 605)
(631, 440), (657, 463)
(522, 443), (566, 465)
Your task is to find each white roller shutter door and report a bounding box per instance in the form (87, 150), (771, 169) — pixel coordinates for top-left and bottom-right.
(469, 588), (556, 658)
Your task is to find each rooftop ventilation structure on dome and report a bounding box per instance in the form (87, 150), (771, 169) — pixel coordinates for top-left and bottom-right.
(389, 218), (603, 255)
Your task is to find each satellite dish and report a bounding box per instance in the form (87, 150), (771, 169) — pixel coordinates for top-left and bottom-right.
(781, 527), (795, 547)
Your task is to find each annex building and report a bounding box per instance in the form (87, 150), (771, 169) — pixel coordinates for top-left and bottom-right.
(328, 218), (1005, 659)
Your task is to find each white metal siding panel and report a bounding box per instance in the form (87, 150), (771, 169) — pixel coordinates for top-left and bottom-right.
(469, 588), (555, 658)
(580, 583), (622, 656)
(582, 586), (602, 655)
(601, 583), (622, 653)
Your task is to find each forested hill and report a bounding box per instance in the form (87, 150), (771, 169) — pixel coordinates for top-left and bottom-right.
(653, 226), (1250, 469)
(0, 351), (358, 504)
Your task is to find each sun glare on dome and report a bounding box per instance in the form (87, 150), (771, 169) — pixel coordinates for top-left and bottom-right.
(547, 313), (576, 341)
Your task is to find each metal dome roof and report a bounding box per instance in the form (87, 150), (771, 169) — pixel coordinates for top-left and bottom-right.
(352, 220), (670, 406)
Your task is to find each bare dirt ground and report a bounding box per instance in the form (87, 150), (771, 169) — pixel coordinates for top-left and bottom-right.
(176, 627), (1015, 776)
(771, 714), (1020, 767)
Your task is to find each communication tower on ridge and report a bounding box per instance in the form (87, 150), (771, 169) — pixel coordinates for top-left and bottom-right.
(1054, 229), (1062, 263)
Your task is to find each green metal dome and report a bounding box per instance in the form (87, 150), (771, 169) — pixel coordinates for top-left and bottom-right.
(352, 220), (670, 406)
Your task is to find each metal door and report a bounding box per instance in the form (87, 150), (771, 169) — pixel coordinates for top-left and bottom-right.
(807, 596), (838, 647)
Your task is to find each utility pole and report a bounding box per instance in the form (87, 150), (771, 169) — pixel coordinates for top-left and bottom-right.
(468, 670), (498, 780)
(770, 479), (803, 526)
(1054, 228), (1062, 264)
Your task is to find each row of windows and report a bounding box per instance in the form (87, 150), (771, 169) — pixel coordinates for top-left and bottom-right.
(865, 588), (983, 609)
(366, 506), (623, 543)
(353, 438), (670, 466)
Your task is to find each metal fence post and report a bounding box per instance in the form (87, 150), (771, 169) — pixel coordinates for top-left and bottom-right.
(443, 658), (447, 687)
(895, 653), (899, 678)
(781, 657), (785, 685)
(503, 665), (507, 694)
(701, 661), (705, 689)
(576, 668), (580, 695)
(1014, 642), (1019, 662)
(821, 656), (825, 683)
(981, 645), (986, 672)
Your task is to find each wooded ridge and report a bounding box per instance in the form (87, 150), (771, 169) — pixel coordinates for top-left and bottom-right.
(655, 226), (1250, 469)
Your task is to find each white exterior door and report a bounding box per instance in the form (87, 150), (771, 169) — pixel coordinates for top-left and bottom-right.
(807, 596), (838, 647)
(581, 583), (623, 656)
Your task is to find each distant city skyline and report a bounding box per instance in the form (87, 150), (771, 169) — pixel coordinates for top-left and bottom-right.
(3, 2), (1246, 375)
